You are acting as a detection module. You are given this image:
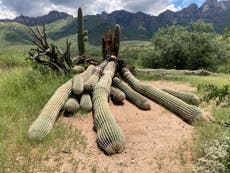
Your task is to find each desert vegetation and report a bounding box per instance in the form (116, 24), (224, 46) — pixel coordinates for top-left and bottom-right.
(0, 7), (229, 173)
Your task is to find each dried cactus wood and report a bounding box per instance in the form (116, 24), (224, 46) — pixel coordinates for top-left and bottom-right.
(63, 97), (80, 113)
(80, 93), (93, 112)
(113, 77), (151, 110)
(28, 79), (72, 140)
(93, 61), (125, 154)
(122, 68), (207, 124)
(72, 65), (95, 95)
(110, 86), (126, 103)
(162, 88), (200, 106)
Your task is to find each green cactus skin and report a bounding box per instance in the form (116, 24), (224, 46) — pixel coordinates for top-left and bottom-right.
(161, 88), (200, 106)
(78, 8), (85, 56)
(110, 86), (126, 103)
(113, 77), (151, 110)
(80, 93), (92, 112)
(64, 97), (80, 113)
(84, 74), (100, 91)
(114, 24), (120, 57)
(122, 68), (206, 124)
(28, 79), (72, 140)
(93, 61), (125, 154)
(73, 65), (85, 74)
(72, 75), (84, 95)
(72, 65), (95, 95)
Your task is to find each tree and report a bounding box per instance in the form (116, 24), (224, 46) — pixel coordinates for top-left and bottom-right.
(142, 21), (229, 71)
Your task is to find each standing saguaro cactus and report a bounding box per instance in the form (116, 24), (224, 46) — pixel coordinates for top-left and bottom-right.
(78, 7), (88, 56)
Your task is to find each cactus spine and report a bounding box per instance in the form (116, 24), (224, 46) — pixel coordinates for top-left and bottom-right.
(28, 79), (72, 140)
(93, 61), (125, 154)
(78, 8), (87, 56)
(80, 93), (93, 112)
(113, 77), (151, 110)
(110, 86), (126, 103)
(122, 68), (206, 124)
(161, 88), (200, 106)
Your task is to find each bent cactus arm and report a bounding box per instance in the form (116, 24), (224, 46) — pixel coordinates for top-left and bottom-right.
(122, 68), (207, 124)
(80, 93), (93, 112)
(28, 79), (72, 140)
(113, 77), (151, 110)
(110, 86), (126, 103)
(63, 97), (80, 113)
(161, 88), (200, 106)
(93, 61), (125, 154)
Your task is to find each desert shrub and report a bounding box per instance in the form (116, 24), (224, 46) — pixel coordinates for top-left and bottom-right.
(194, 134), (230, 173)
(142, 21), (230, 72)
(198, 84), (230, 107)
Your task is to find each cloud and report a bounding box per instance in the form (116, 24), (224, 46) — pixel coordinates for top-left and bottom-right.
(0, 0), (186, 19)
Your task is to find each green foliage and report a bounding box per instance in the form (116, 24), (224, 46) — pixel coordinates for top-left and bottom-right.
(142, 21), (230, 72)
(198, 84), (230, 107)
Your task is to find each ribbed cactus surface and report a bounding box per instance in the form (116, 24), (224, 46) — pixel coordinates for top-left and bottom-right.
(122, 69), (206, 124)
(93, 61), (125, 154)
(84, 74), (100, 91)
(110, 86), (126, 103)
(64, 97), (80, 113)
(80, 93), (92, 112)
(28, 79), (72, 140)
(72, 75), (84, 95)
(113, 77), (151, 110)
(78, 8), (85, 56)
(162, 88), (200, 106)
(72, 65), (95, 95)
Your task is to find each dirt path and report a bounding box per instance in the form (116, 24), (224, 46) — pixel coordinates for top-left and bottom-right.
(59, 81), (196, 173)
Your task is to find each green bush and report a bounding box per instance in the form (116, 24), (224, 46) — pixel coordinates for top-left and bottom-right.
(142, 21), (230, 72)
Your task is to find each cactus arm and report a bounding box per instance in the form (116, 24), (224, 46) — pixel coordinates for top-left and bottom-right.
(80, 93), (93, 112)
(84, 59), (109, 91)
(113, 77), (151, 110)
(110, 86), (126, 103)
(161, 88), (200, 106)
(121, 68), (207, 124)
(28, 79), (72, 140)
(72, 65), (95, 95)
(77, 8), (85, 56)
(93, 61), (125, 154)
(63, 97), (80, 113)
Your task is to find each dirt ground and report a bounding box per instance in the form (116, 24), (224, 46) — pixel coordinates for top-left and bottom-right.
(59, 81), (197, 173)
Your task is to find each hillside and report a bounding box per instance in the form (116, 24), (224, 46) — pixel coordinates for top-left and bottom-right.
(0, 0), (230, 45)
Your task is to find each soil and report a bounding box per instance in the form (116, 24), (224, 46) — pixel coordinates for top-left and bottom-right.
(58, 81), (197, 173)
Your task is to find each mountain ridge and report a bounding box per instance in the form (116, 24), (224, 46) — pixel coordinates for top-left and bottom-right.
(0, 0), (230, 44)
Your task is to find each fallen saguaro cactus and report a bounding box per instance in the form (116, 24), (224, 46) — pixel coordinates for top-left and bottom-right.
(93, 61), (125, 154)
(113, 77), (151, 110)
(161, 88), (201, 106)
(28, 79), (72, 140)
(28, 20), (210, 156)
(80, 93), (93, 112)
(110, 86), (126, 103)
(64, 97), (80, 113)
(121, 67), (207, 124)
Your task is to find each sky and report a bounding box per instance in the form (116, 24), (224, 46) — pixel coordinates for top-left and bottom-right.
(0, 0), (221, 19)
